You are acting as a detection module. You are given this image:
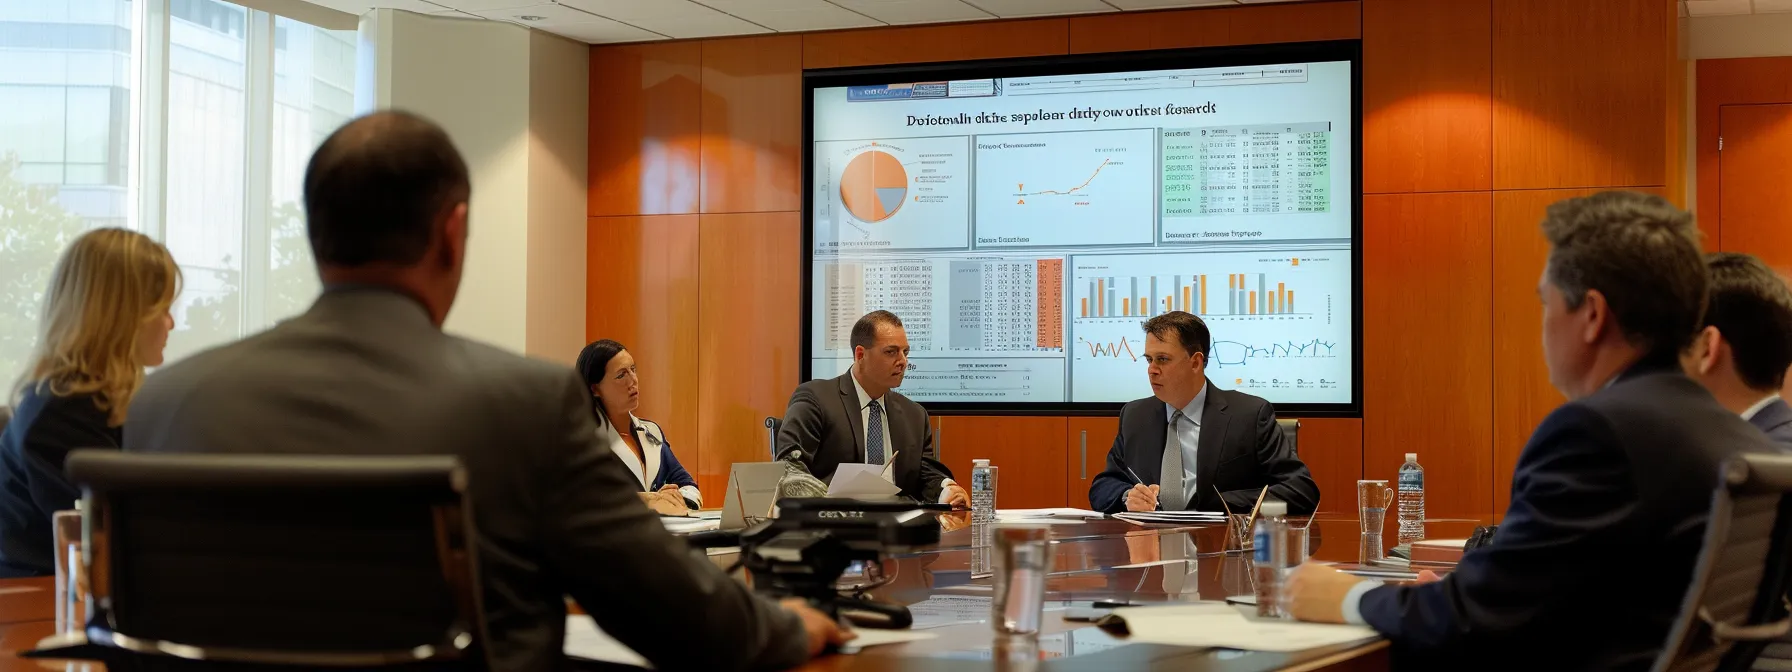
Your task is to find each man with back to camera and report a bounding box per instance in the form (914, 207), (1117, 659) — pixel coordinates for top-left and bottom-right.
(1287, 191), (1779, 670)
(1087, 310), (1319, 515)
(123, 111), (850, 671)
(1682, 252), (1792, 447)
(777, 310), (969, 506)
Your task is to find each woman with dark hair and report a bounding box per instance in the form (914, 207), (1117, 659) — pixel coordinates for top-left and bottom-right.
(575, 339), (700, 515)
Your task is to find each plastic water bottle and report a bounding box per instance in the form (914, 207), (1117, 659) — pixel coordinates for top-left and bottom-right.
(1252, 499), (1289, 619)
(1397, 453), (1426, 544)
(971, 459), (998, 527)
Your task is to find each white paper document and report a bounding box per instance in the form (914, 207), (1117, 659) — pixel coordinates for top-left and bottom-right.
(906, 595), (992, 629)
(840, 628), (938, 652)
(1108, 603), (1379, 652)
(996, 508), (1107, 520)
(1113, 511), (1228, 525)
(827, 463), (902, 497)
(565, 615), (652, 668)
(660, 517), (720, 535)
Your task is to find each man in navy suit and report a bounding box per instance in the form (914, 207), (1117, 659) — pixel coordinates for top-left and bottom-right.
(1682, 252), (1792, 447)
(1286, 191), (1780, 670)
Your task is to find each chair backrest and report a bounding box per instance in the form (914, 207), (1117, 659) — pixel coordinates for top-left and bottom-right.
(1276, 418), (1301, 457)
(66, 451), (486, 668)
(1654, 453), (1792, 672)
(0, 405), (11, 438)
(765, 416), (782, 459)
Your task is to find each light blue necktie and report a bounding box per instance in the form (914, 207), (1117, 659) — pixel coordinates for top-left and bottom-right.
(867, 399), (885, 465)
(1161, 411), (1188, 510)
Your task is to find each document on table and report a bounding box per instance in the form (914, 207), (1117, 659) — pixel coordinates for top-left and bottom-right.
(1113, 511), (1228, 525)
(827, 463), (902, 497)
(996, 508), (1107, 520)
(565, 615), (652, 668)
(660, 517), (720, 534)
(1106, 603), (1378, 652)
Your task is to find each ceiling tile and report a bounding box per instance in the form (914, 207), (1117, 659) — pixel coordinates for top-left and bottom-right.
(471, 2), (599, 23)
(1754, 0), (1792, 12)
(826, 0), (992, 24)
(544, 18), (665, 42)
(426, 0), (537, 11)
(558, 0), (773, 37)
(306, 0), (374, 14)
(1683, 0), (1751, 15)
(694, 0), (885, 31)
(1105, 0), (1237, 8)
(961, 0), (1115, 17)
(368, 0), (454, 11)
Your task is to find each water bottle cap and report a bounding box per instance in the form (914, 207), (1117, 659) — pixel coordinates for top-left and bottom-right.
(1405, 453), (1417, 462)
(973, 459), (991, 467)
(1260, 500), (1286, 517)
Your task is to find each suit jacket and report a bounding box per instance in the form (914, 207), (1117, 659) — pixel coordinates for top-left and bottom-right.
(0, 387), (120, 577)
(1358, 356), (1778, 670)
(1088, 384), (1319, 515)
(1750, 397), (1792, 448)
(124, 288), (805, 672)
(775, 372), (952, 502)
(602, 416), (702, 508)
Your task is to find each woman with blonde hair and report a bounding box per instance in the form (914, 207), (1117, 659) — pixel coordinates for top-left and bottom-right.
(0, 228), (179, 577)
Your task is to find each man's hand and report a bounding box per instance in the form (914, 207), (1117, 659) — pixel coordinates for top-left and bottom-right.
(781, 598), (855, 657)
(1286, 563), (1363, 623)
(941, 483), (970, 507)
(1125, 483), (1160, 512)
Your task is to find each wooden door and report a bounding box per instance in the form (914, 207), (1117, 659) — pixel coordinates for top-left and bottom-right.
(1720, 104), (1792, 270)
(1066, 417), (1119, 509)
(935, 416), (1068, 509)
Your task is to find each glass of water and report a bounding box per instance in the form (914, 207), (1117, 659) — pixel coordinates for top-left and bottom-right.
(1358, 479), (1392, 564)
(992, 525), (1052, 635)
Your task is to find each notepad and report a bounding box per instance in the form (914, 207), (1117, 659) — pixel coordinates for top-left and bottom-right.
(996, 508), (1107, 520)
(1105, 603), (1378, 652)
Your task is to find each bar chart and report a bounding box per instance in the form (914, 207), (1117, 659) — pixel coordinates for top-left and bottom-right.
(1073, 270), (1307, 320)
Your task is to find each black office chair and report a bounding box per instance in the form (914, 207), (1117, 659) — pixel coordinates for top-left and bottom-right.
(1654, 453), (1792, 672)
(37, 452), (487, 670)
(765, 416), (782, 459)
(0, 405), (11, 438)
(1276, 418), (1301, 457)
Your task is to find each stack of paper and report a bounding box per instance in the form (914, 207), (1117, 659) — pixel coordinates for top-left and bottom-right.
(660, 517), (720, 535)
(1107, 603), (1378, 652)
(995, 508), (1107, 520)
(827, 463), (902, 498)
(1113, 511), (1229, 525)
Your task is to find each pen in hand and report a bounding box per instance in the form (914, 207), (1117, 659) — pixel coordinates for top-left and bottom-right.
(1124, 465), (1163, 511)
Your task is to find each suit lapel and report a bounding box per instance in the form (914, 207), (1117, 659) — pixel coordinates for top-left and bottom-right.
(886, 393), (914, 483)
(1137, 403), (1169, 487)
(837, 373), (866, 461)
(1194, 384), (1230, 508)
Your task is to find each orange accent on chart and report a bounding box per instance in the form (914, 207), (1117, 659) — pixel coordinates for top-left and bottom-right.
(839, 150), (908, 223)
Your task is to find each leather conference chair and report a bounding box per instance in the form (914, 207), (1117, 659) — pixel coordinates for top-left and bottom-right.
(33, 452), (486, 670)
(1654, 453), (1792, 672)
(1276, 417), (1301, 457)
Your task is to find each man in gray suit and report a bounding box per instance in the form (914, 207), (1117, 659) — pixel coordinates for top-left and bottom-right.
(776, 311), (968, 505)
(124, 111), (848, 671)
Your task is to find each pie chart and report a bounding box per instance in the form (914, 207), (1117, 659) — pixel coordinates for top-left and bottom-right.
(839, 150), (908, 223)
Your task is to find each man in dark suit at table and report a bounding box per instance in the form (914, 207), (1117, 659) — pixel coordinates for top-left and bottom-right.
(123, 111), (848, 671)
(776, 311), (969, 505)
(1682, 252), (1792, 447)
(1087, 311), (1319, 515)
(1288, 191), (1779, 670)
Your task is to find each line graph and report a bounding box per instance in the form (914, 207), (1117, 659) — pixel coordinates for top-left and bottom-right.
(1078, 336), (1139, 361)
(1209, 339), (1338, 368)
(974, 128), (1155, 247)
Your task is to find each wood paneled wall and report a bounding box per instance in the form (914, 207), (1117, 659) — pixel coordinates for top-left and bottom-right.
(587, 0), (1681, 516)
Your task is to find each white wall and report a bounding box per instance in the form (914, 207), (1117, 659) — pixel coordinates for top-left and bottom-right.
(359, 10), (587, 360)
(1681, 13), (1792, 212)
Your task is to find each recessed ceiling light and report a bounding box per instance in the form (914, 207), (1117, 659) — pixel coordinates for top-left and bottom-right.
(517, 15), (546, 21)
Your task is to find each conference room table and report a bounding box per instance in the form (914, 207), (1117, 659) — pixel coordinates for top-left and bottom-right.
(0, 513), (1488, 672)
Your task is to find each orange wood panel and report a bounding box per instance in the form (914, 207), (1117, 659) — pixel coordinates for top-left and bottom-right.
(1695, 57), (1792, 239)
(1491, 0), (1668, 191)
(588, 42), (702, 217)
(1489, 187), (1665, 513)
(1363, 192), (1494, 518)
(1069, 1), (1359, 54)
(1718, 104), (1792, 270)
(585, 215), (700, 468)
(1067, 416), (1120, 509)
(701, 35), (802, 214)
(695, 212), (801, 496)
(1295, 417), (1363, 515)
(1362, 0), (1491, 194)
(937, 416), (1068, 509)
(802, 19), (1069, 70)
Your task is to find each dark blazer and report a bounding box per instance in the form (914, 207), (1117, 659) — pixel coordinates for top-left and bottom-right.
(1358, 356), (1779, 670)
(0, 387), (120, 577)
(775, 372), (953, 503)
(1751, 397), (1792, 448)
(1088, 383), (1318, 515)
(124, 288), (806, 672)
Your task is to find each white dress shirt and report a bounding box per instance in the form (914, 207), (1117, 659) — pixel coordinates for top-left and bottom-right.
(1163, 382), (1209, 507)
(850, 371), (958, 503)
(1743, 394), (1783, 422)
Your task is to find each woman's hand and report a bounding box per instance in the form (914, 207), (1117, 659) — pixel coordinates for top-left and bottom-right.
(637, 489), (690, 516)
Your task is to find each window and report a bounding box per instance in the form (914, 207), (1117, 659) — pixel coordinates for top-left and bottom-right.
(0, 0), (357, 389)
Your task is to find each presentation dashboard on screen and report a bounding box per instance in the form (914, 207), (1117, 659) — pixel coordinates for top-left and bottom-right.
(804, 50), (1358, 409)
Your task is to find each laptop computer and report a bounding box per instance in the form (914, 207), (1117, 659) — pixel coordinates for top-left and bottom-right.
(720, 462), (786, 530)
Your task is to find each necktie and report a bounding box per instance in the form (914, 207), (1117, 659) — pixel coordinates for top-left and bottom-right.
(1160, 411), (1187, 510)
(867, 399), (885, 465)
